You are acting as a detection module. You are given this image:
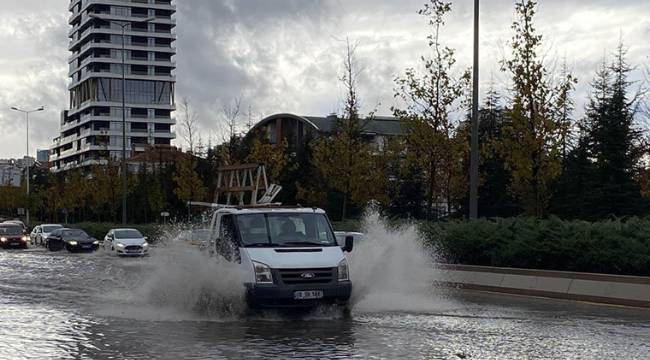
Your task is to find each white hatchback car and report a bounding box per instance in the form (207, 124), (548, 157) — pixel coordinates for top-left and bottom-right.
(103, 228), (149, 256)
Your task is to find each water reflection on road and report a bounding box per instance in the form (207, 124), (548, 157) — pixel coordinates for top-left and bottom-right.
(1, 248), (649, 359)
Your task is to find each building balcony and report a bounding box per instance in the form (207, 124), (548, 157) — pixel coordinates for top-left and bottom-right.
(69, 41), (175, 63)
(67, 102), (175, 117)
(69, 27), (175, 51)
(70, 55), (175, 76)
(68, 71), (176, 90)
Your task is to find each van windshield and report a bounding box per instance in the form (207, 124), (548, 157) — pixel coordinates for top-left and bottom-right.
(235, 213), (337, 247)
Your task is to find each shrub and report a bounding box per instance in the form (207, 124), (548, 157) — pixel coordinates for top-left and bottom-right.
(70, 222), (163, 243)
(420, 217), (650, 276)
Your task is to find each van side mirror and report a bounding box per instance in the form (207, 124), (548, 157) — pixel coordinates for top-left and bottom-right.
(343, 235), (354, 252)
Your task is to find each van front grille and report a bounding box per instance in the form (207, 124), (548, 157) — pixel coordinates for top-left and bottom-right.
(278, 268), (334, 285)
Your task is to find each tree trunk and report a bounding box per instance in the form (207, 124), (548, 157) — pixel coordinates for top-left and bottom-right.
(341, 191), (348, 221)
(427, 160), (436, 220)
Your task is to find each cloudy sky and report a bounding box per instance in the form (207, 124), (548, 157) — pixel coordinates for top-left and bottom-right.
(0, 0), (648, 158)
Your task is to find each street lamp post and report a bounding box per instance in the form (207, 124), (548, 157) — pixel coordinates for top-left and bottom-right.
(10, 106), (45, 227)
(88, 14), (156, 225)
(469, 0), (480, 219)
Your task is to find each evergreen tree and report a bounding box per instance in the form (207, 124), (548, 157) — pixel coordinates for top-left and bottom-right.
(553, 44), (646, 219)
(550, 124), (598, 219)
(589, 42), (646, 217)
(476, 87), (522, 217)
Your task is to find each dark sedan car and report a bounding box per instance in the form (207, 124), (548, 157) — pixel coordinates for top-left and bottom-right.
(0, 224), (29, 249)
(46, 228), (99, 252)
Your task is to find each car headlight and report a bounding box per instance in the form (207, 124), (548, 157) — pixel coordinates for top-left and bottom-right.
(337, 258), (349, 282)
(22, 236), (29, 241)
(252, 261), (273, 284)
(93, 240), (99, 245)
(116, 243), (125, 248)
(142, 242), (149, 247)
(0, 237), (6, 242)
(69, 241), (78, 246)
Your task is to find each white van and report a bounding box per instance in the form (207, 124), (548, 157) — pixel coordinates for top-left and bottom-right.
(207, 205), (354, 308)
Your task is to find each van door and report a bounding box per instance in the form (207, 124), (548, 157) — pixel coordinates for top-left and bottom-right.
(215, 214), (240, 262)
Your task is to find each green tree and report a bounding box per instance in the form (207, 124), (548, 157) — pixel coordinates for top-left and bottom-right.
(62, 169), (89, 223)
(498, 0), (576, 217)
(173, 155), (208, 205)
(147, 173), (166, 222)
(393, 0), (470, 218)
(307, 40), (388, 219)
(246, 138), (288, 182)
(588, 42), (646, 217)
(89, 162), (121, 222)
(475, 86), (521, 217)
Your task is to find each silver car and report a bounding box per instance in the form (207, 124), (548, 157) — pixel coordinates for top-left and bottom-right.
(33, 224), (64, 246)
(104, 228), (150, 257)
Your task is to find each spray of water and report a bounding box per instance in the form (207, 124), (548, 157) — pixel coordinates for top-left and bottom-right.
(349, 209), (446, 313)
(137, 243), (248, 318)
(95, 222), (249, 321)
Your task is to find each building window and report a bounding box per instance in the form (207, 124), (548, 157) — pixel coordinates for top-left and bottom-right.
(112, 6), (129, 17)
(97, 79), (173, 105)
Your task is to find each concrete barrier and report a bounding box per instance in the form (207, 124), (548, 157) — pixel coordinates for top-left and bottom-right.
(434, 264), (650, 308)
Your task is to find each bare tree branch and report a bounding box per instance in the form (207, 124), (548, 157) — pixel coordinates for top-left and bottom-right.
(221, 96), (242, 143)
(180, 97), (199, 154)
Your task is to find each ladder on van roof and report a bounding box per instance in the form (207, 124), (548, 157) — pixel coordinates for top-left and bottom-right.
(214, 164), (282, 205)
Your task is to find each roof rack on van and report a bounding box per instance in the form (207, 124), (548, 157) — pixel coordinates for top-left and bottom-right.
(186, 201), (236, 209)
(233, 203), (305, 210)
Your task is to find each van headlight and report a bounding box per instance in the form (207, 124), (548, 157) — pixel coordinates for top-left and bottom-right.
(337, 259), (349, 282)
(252, 261), (273, 284)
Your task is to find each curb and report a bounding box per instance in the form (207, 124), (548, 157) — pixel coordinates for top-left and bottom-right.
(434, 264), (650, 308)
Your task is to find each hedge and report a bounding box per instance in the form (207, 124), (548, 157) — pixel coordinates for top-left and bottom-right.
(70, 222), (164, 243)
(67, 217), (650, 276)
(421, 217), (650, 276)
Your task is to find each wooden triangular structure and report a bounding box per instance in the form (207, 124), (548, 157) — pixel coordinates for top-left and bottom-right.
(214, 164), (281, 205)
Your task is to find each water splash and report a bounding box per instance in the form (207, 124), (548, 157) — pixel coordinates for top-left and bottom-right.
(95, 221), (249, 321)
(138, 243), (248, 319)
(348, 209), (446, 313)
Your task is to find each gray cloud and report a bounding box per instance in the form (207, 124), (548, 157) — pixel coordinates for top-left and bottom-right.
(0, 0), (648, 156)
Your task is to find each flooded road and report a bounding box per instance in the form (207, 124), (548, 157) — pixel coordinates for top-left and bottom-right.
(1, 247), (649, 360)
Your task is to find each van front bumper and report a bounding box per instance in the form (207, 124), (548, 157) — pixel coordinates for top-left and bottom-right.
(246, 282), (352, 308)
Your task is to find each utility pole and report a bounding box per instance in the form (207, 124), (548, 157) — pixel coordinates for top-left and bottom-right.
(10, 106), (45, 227)
(469, 0), (480, 219)
(89, 14), (156, 225)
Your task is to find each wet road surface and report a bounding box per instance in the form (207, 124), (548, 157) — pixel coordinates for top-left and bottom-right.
(1, 246), (649, 359)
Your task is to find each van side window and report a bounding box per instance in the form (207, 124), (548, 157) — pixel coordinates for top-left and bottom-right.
(217, 215), (240, 262)
(220, 215), (236, 242)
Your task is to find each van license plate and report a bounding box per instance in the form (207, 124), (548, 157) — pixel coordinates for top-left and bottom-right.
(294, 290), (324, 300)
